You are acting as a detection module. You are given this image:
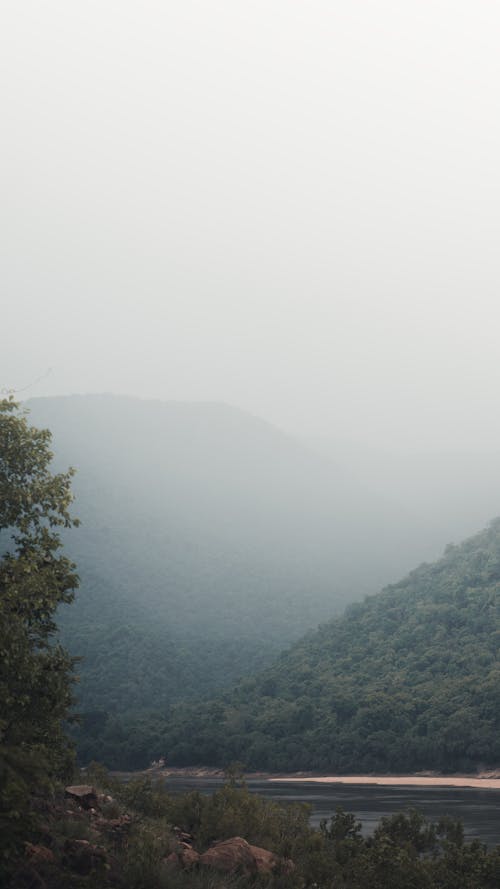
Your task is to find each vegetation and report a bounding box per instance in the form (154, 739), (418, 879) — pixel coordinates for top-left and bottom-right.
(26, 393), (453, 761)
(97, 520), (500, 771)
(0, 398), (79, 870)
(4, 397), (500, 888)
(9, 769), (500, 889)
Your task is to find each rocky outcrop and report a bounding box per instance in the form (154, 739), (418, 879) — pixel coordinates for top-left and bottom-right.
(93, 813), (132, 839)
(248, 843), (281, 874)
(24, 844), (55, 866)
(197, 836), (294, 875)
(64, 785), (99, 810)
(199, 836), (257, 873)
(165, 844), (200, 869)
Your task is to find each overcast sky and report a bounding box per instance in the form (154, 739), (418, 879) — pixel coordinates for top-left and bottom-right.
(3, 1), (500, 451)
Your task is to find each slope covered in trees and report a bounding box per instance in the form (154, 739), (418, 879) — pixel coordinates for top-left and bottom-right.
(0, 399), (79, 869)
(25, 394), (443, 725)
(141, 521), (500, 774)
(4, 398), (500, 889)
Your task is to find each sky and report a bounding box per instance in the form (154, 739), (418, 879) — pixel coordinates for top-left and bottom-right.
(3, 1), (500, 452)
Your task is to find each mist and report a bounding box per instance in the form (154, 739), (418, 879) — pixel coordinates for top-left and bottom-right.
(6, 6), (500, 861)
(3, 0), (500, 456)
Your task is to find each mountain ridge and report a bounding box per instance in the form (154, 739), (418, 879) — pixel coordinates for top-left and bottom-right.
(22, 394), (500, 770)
(148, 519), (500, 775)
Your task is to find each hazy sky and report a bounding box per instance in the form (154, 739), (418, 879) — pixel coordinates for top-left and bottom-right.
(3, 1), (500, 451)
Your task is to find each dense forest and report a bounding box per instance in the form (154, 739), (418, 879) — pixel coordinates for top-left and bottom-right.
(26, 394), (456, 721)
(9, 395), (500, 774)
(4, 397), (500, 889)
(79, 520), (500, 771)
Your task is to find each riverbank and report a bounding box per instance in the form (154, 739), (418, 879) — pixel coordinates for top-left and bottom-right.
(114, 765), (500, 790)
(271, 774), (500, 789)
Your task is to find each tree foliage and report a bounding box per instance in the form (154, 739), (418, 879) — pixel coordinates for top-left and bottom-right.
(94, 519), (500, 771)
(0, 397), (79, 864)
(27, 393), (444, 739)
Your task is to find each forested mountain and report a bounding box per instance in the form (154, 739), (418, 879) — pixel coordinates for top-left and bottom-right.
(127, 520), (500, 774)
(25, 394), (443, 725)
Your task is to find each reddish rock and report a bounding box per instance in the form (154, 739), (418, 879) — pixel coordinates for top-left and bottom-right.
(24, 844), (55, 865)
(94, 814), (131, 836)
(165, 843), (200, 869)
(164, 852), (181, 867)
(199, 837), (257, 874)
(178, 845), (200, 868)
(248, 843), (280, 873)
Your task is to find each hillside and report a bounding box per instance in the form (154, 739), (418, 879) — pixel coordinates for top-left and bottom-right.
(25, 394), (438, 730)
(154, 520), (500, 775)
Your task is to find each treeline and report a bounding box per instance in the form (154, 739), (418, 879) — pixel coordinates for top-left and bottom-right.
(76, 520), (500, 771)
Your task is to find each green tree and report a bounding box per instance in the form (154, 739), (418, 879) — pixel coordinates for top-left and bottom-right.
(0, 397), (79, 866)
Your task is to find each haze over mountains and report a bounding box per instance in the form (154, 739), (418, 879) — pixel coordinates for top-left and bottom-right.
(104, 519), (500, 772)
(23, 394), (500, 749)
(24, 394), (423, 711)
(312, 437), (500, 552)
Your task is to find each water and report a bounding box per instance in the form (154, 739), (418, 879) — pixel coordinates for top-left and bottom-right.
(163, 777), (500, 846)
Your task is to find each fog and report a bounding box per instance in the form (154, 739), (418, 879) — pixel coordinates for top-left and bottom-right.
(3, 1), (500, 454)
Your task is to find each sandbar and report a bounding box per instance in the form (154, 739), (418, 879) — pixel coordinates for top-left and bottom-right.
(270, 775), (500, 789)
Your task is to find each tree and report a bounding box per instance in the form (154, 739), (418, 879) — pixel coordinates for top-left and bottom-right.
(0, 397), (79, 865)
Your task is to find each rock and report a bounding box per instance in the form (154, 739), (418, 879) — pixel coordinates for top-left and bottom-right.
(165, 844), (200, 869)
(177, 830), (194, 842)
(199, 836), (294, 876)
(199, 837), (257, 874)
(164, 852), (181, 867)
(24, 844), (55, 865)
(64, 785), (99, 809)
(248, 843), (280, 873)
(94, 814), (131, 836)
(178, 845), (200, 868)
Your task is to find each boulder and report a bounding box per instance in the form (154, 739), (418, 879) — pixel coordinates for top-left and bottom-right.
(164, 852), (181, 867)
(64, 785), (98, 810)
(173, 826), (194, 841)
(178, 845), (200, 868)
(199, 837), (257, 874)
(94, 814), (131, 836)
(248, 843), (280, 874)
(24, 844), (55, 865)
(164, 844), (200, 869)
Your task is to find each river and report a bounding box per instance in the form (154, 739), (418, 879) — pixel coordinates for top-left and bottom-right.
(163, 776), (500, 846)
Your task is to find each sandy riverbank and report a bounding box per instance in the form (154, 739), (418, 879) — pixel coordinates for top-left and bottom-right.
(270, 775), (500, 789)
(113, 766), (500, 790)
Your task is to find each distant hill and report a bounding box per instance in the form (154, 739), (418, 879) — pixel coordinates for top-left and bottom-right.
(23, 394), (485, 759)
(157, 520), (500, 774)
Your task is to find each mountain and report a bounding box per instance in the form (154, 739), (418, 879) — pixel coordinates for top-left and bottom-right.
(22, 394), (485, 758)
(155, 520), (500, 775)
